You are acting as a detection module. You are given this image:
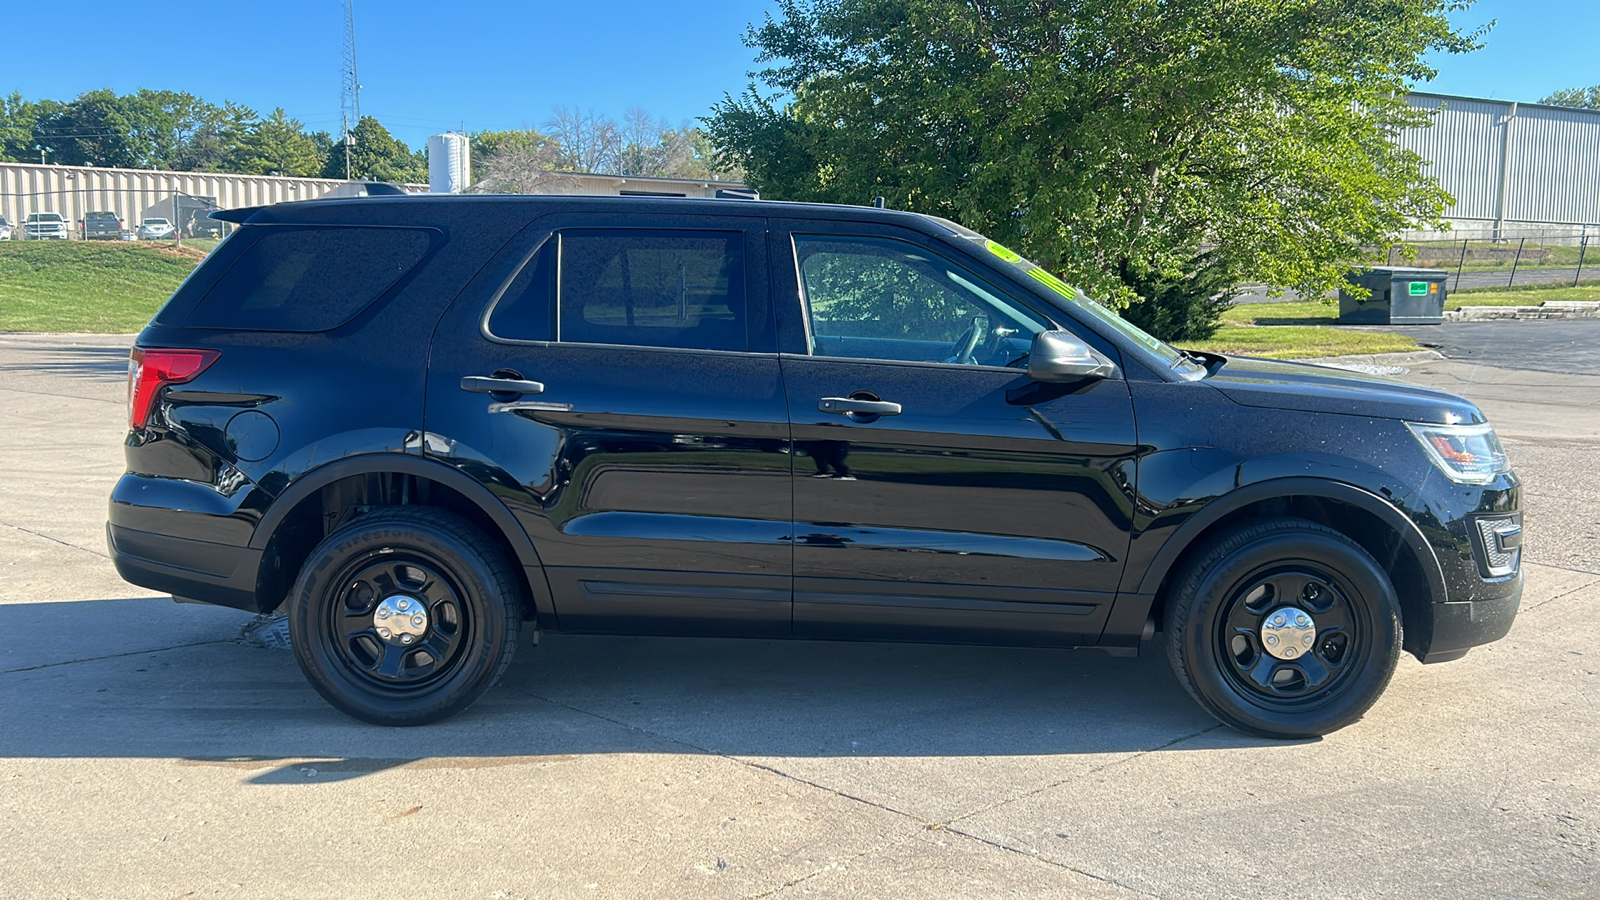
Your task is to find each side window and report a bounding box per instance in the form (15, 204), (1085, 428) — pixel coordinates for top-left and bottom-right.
(558, 229), (746, 352)
(486, 237), (555, 342)
(792, 235), (1050, 366)
(185, 226), (433, 331)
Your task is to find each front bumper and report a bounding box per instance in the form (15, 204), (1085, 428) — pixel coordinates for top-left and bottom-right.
(1409, 469), (1522, 663)
(1417, 571), (1523, 663)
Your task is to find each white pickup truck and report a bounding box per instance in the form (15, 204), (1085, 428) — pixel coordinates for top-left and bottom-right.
(23, 212), (69, 240)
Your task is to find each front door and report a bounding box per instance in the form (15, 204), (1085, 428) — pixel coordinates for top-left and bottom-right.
(426, 213), (793, 636)
(772, 223), (1140, 646)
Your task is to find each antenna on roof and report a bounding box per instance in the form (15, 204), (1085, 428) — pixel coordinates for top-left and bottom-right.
(872, 196), (886, 209)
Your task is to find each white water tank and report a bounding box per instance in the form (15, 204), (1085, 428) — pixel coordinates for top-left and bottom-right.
(427, 132), (471, 193)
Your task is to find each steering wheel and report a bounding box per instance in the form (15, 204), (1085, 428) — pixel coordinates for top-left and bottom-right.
(949, 315), (989, 366)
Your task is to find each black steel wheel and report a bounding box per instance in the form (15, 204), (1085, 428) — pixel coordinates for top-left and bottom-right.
(1164, 517), (1401, 738)
(287, 507), (522, 725)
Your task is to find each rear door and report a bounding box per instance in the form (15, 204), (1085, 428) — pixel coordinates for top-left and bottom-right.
(771, 219), (1140, 646)
(425, 211), (793, 636)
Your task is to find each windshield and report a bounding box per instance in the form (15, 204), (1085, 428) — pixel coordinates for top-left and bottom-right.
(936, 227), (1206, 380)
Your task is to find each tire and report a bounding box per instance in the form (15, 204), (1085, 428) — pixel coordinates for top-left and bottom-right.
(1163, 517), (1401, 738)
(287, 507), (522, 725)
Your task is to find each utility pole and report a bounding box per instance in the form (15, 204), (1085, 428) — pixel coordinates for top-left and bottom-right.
(341, 0), (361, 181)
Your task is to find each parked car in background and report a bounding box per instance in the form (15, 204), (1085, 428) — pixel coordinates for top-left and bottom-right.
(0, 216), (12, 241)
(174, 195), (225, 238)
(81, 211), (124, 240)
(23, 212), (69, 240)
(138, 218), (175, 241)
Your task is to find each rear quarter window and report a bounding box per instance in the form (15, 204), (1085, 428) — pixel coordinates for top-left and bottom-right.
(179, 226), (435, 332)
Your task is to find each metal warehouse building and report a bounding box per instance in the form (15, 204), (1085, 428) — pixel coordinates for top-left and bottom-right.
(0, 161), (749, 236)
(0, 163), (420, 236)
(1400, 92), (1600, 237)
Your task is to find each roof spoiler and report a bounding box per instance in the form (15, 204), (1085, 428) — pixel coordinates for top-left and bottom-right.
(209, 207), (258, 224)
(208, 182), (413, 224)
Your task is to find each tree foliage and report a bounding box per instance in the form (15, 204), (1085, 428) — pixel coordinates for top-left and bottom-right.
(233, 108), (324, 176)
(1, 88), (424, 183)
(321, 115), (428, 183)
(469, 109), (740, 193)
(3, 87), (736, 192)
(1541, 85), (1600, 110)
(708, 0), (1482, 339)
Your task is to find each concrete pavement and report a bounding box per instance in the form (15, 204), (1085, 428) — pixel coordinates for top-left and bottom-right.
(1, 332), (1595, 899)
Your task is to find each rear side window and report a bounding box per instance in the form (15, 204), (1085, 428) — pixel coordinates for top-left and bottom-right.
(185, 226), (433, 331)
(557, 230), (746, 351)
(485, 237), (556, 342)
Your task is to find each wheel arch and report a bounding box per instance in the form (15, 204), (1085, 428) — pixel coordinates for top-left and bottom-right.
(1135, 478), (1446, 659)
(248, 453), (553, 620)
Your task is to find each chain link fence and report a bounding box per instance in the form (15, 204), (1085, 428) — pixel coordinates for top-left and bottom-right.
(1390, 228), (1600, 291)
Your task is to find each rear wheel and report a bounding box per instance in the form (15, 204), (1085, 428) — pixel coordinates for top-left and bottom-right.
(287, 507), (522, 725)
(1164, 518), (1401, 738)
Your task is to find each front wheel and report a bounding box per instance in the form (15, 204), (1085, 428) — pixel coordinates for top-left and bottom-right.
(1164, 518), (1401, 738)
(287, 507), (522, 725)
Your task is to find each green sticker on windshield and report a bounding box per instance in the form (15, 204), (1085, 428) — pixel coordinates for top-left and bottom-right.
(985, 240), (1022, 263)
(1027, 266), (1079, 300)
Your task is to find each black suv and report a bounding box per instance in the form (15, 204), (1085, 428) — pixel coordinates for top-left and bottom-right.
(109, 196), (1522, 737)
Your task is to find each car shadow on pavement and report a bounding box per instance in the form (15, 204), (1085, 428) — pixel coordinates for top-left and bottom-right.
(0, 598), (1278, 783)
(0, 342), (132, 380)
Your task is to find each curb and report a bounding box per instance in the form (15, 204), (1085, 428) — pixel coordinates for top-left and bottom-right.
(1291, 350), (1445, 367)
(1446, 301), (1600, 321)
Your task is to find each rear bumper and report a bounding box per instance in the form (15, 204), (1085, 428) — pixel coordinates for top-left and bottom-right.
(108, 523), (263, 612)
(1417, 571), (1523, 664)
(108, 474), (266, 612)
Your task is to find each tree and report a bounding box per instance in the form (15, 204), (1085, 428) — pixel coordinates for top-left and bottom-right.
(0, 92), (42, 162)
(469, 127), (574, 192)
(322, 115), (427, 183)
(1542, 85), (1600, 110)
(32, 89), (143, 168)
(543, 105), (621, 173)
(708, 0), (1481, 340)
(234, 108), (323, 176)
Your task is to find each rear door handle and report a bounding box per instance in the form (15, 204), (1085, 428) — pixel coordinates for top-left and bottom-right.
(461, 375), (545, 395)
(818, 397), (902, 416)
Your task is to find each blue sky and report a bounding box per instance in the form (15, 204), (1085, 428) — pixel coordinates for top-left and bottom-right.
(3, 0), (1593, 150)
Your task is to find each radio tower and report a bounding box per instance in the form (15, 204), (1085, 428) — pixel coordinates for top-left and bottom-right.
(340, 0), (361, 180)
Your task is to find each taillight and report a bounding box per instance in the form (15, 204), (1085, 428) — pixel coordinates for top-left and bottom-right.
(127, 348), (220, 429)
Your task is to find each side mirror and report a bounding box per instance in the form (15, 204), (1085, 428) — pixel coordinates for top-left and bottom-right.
(1027, 330), (1117, 383)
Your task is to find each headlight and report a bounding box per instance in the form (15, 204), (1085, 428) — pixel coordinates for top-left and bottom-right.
(1405, 421), (1510, 484)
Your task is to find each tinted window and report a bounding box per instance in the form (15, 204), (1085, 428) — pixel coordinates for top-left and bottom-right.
(486, 237), (555, 341)
(793, 235), (1049, 366)
(186, 226), (432, 331)
(558, 230), (745, 351)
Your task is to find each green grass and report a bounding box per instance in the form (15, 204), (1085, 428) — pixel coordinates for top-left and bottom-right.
(1179, 325), (1418, 360)
(0, 242), (206, 332)
(1189, 301), (1419, 358)
(1188, 284), (1600, 359)
(1223, 284), (1600, 326)
(1449, 284), (1600, 303)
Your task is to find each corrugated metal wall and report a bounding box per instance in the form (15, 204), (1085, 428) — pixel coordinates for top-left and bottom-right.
(1400, 92), (1600, 232)
(0, 162), (426, 233)
(0, 161), (748, 231)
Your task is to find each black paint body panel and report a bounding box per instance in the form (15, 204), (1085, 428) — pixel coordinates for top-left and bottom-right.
(106, 195), (1522, 664)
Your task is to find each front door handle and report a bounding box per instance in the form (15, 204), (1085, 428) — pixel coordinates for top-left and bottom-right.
(818, 397), (902, 416)
(461, 375), (546, 395)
